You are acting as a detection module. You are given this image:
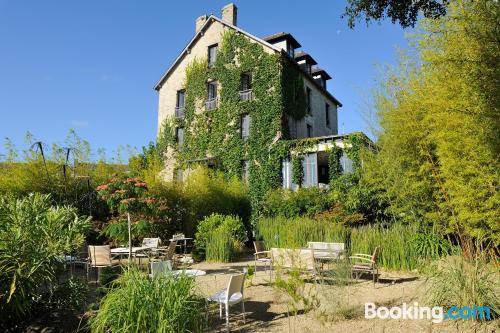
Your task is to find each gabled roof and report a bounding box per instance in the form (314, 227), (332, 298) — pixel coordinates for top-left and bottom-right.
(311, 67), (332, 80)
(154, 15), (342, 107)
(263, 32), (301, 48)
(154, 15), (281, 91)
(294, 51), (317, 65)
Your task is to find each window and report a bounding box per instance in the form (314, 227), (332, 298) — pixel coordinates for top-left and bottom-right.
(241, 113), (251, 140)
(240, 73), (252, 91)
(208, 44), (218, 68)
(208, 81), (217, 100)
(174, 168), (183, 182)
(176, 127), (184, 146)
(287, 43), (294, 58)
(306, 87), (312, 114)
(241, 160), (249, 183)
(175, 90), (185, 118)
(307, 124), (313, 138)
(325, 103), (330, 127)
(206, 81), (218, 110)
(176, 90), (185, 108)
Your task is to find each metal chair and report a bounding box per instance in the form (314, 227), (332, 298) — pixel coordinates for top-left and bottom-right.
(253, 241), (272, 275)
(88, 245), (119, 285)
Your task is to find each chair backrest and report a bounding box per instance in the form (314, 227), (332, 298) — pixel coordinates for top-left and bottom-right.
(166, 240), (177, 260)
(253, 241), (265, 253)
(143, 238), (161, 248)
(172, 233), (185, 240)
(150, 260), (172, 276)
(88, 245), (112, 267)
(226, 273), (246, 302)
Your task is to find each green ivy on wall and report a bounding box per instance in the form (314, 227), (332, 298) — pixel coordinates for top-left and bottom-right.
(291, 155), (304, 186)
(158, 29), (308, 220)
(328, 144), (343, 184)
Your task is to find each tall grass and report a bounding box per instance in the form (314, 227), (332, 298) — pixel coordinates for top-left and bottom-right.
(89, 268), (207, 333)
(205, 228), (234, 262)
(256, 217), (349, 249)
(256, 217), (447, 270)
(424, 255), (500, 318)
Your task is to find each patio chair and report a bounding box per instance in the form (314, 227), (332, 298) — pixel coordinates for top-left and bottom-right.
(350, 246), (380, 284)
(253, 241), (272, 275)
(149, 260), (172, 278)
(88, 245), (119, 285)
(208, 272), (246, 329)
(158, 240), (178, 266)
(137, 237), (161, 260)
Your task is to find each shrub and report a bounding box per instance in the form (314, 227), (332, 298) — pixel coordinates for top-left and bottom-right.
(194, 213), (246, 262)
(47, 277), (88, 311)
(424, 255), (500, 318)
(262, 188), (332, 219)
(89, 268), (207, 332)
(0, 193), (91, 328)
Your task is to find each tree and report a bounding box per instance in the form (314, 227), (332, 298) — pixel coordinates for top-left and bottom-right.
(367, 0), (500, 248)
(344, 0), (449, 28)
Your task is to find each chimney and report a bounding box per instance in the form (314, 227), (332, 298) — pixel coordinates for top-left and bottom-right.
(195, 15), (208, 33)
(221, 3), (237, 26)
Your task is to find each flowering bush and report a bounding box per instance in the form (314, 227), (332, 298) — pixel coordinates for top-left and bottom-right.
(96, 177), (174, 244)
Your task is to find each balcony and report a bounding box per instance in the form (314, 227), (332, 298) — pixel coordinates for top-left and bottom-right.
(239, 89), (253, 101)
(205, 98), (218, 110)
(175, 106), (185, 119)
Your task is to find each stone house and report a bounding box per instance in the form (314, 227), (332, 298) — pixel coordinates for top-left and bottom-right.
(154, 3), (367, 191)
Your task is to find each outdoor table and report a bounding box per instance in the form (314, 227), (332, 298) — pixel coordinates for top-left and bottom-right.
(171, 269), (206, 277)
(169, 237), (193, 254)
(312, 250), (345, 270)
(111, 246), (151, 264)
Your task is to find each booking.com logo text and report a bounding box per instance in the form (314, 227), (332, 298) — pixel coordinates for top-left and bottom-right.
(365, 302), (491, 323)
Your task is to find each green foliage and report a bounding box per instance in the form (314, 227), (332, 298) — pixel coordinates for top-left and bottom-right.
(256, 217), (435, 270)
(89, 268), (207, 333)
(328, 145), (343, 183)
(291, 155), (304, 187)
(96, 177), (175, 244)
(194, 213), (246, 262)
(424, 255), (500, 317)
(0, 193), (90, 326)
(410, 232), (453, 259)
(368, 0), (500, 246)
(158, 29), (308, 221)
(262, 188), (332, 219)
(256, 216), (349, 249)
(47, 277), (88, 311)
(0, 130), (128, 218)
(344, 0), (448, 28)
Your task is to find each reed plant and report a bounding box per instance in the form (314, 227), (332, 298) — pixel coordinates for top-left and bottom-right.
(89, 268), (207, 333)
(256, 217), (447, 271)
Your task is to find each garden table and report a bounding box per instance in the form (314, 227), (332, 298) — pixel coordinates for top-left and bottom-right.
(111, 246), (151, 264)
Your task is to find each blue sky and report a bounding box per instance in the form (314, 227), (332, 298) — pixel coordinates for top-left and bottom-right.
(0, 0), (409, 161)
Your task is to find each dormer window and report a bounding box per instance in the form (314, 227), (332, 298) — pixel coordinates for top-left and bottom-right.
(287, 43), (295, 58)
(208, 44), (218, 68)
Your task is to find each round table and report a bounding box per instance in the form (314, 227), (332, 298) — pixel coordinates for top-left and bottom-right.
(172, 269), (206, 277)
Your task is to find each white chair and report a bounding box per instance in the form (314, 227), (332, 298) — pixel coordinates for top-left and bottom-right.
(142, 237), (161, 248)
(149, 260), (172, 277)
(253, 241), (272, 275)
(208, 273), (246, 328)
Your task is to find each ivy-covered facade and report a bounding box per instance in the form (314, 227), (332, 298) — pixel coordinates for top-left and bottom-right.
(154, 5), (370, 215)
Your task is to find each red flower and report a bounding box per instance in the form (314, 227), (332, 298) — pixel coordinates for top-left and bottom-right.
(134, 182), (147, 188)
